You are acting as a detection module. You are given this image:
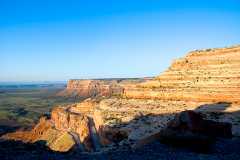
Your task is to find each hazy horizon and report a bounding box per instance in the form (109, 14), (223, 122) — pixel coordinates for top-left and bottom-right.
(1, 0), (240, 82)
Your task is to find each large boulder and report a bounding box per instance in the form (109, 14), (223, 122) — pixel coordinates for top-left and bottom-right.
(160, 110), (232, 151)
(167, 110), (232, 138)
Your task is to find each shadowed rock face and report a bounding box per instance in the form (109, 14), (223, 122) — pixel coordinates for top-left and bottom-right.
(166, 110), (232, 138)
(2, 45), (240, 153)
(160, 110), (232, 143)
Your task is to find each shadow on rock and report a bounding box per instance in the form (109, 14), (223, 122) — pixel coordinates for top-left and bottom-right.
(129, 102), (234, 153)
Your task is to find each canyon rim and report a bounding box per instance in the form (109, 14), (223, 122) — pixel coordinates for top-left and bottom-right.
(2, 45), (240, 159)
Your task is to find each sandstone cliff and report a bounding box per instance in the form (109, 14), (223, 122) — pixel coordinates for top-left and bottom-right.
(2, 45), (240, 153)
(58, 45), (240, 103)
(124, 45), (240, 103)
(57, 78), (148, 98)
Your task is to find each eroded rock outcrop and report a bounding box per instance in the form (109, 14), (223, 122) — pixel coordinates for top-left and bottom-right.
(1, 117), (76, 152)
(51, 106), (93, 151)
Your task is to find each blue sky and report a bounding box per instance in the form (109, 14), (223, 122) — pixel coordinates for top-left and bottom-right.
(1, 0), (240, 82)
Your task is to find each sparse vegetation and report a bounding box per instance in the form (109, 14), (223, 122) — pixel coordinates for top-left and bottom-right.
(0, 86), (82, 131)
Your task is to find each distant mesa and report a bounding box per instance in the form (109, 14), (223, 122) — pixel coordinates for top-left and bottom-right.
(57, 78), (150, 98)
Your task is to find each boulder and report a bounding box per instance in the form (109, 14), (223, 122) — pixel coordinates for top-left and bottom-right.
(160, 110), (232, 151)
(166, 110), (232, 138)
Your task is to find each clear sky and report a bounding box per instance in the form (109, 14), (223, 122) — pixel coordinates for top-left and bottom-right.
(1, 0), (240, 82)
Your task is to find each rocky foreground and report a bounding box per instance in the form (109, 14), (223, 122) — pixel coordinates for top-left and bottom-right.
(1, 45), (240, 159)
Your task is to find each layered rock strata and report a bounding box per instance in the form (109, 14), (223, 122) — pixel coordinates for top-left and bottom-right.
(57, 78), (149, 98)
(124, 45), (240, 103)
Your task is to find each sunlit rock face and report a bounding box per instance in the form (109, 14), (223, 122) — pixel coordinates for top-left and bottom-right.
(51, 106), (93, 151)
(57, 79), (122, 98)
(2, 104), (93, 152)
(0, 117), (75, 152)
(69, 100), (96, 114)
(124, 45), (240, 103)
(57, 79), (149, 98)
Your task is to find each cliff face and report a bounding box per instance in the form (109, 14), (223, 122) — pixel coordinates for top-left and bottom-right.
(57, 80), (113, 98)
(51, 106), (93, 151)
(124, 46), (240, 103)
(57, 79), (148, 98)
(2, 45), (240, 153)
(59, 45), (240, 103)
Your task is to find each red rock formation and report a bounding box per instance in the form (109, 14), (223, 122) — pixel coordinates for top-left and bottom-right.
(57, 79), (121, 98)
(51, 106), (93, 151)
(1, 117), (52, 143)
(1, 116), (77, 152)
(57, 79), (148, 98)
(124, 45), (240, 103)
(2, 105), (93, 152)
